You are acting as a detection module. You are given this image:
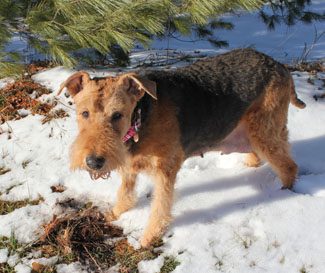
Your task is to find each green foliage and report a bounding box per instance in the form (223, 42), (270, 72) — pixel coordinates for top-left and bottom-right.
(260, 0), (325, 30)
(0, 197), (43, 215)
(0, 0), (264, 75)
(0, 0), (323, 77)
(161, 256), (181, 273)
(0, 232), (22, 255)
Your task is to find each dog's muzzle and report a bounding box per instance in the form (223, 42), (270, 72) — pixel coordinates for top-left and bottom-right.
(86, 155), (105, 170)
(86, 155), (111, 180)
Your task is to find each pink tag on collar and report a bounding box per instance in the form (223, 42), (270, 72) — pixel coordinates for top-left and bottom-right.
(123, 126), (137, 142)
(123, 109), (141, 143)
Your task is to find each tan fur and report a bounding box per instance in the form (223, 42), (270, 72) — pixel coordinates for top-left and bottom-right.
(243, 77), (298, 188)
(69, 76), (139, 176)
(245, 152), (261, 168)
(61, 69), (301, 247)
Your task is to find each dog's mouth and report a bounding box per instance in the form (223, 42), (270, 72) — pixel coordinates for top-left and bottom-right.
(89, 170), (111, 180)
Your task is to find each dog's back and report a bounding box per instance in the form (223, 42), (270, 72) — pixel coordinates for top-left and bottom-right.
(144, 48), (292, 155)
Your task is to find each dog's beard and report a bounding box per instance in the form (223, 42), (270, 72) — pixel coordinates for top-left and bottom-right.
(89, 170), (111, 180)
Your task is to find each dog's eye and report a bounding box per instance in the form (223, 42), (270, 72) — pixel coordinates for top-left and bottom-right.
(82, 111), (89, 118)
(111, 112), (123, 122)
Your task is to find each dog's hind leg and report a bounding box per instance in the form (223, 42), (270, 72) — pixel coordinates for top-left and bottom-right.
(248, 123), (297, 189)
(245, 79), (298, 189)
(245, 152), (261, 167)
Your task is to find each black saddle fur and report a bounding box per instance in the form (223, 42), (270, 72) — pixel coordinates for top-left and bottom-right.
(139, 48), (290, 156)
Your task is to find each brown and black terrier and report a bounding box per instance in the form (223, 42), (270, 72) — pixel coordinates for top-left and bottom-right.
(58, 48), (305, 247)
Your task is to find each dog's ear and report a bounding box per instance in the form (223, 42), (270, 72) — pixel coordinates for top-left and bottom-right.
(120, 74), (157, 100)
(57, 71), (90, 97)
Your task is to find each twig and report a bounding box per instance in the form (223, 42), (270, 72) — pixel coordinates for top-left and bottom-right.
(54, 98), (75, 111)
(299, 25), (325, 63)
(83, 245), (103, 273)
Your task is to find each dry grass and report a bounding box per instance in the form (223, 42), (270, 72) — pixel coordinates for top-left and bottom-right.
(31, 262), (57, 273)
(114, 239), (159, 273)
(0, 233), (23, 255)
(22, 159), (32, 169)
(0, 199), (179, 272)
(37, 207), (122, 271)
(0, 76), (67, 125)
(41, 109), (69, 124)
(0, 263), (15, 273)
(0, 79), (52, 123)
(287, 61), (325, 73)
(0, 197), (43, 215)
(160, 256), (181, 273)
(32, 206), (179, 272)
(26, 61), (55, 77)
(0, 166), (11, 175)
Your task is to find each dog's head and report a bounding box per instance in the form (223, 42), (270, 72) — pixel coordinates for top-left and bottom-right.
(59, 71), (157, 179)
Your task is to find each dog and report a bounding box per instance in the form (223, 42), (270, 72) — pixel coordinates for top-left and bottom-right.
(58, 48), (305, 247)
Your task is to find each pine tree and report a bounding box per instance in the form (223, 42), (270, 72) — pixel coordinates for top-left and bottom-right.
(0, 0), (323, 78)
(260, 0), (325, 30)
(0, 0), (28, 77)
(24, 0), (264, 66)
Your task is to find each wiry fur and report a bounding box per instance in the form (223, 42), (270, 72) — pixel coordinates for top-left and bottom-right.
(60, 48), (305, 248)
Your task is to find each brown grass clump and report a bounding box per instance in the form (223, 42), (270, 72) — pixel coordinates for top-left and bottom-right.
(36, 207), (179, 272)
(0, 197), (43, 215)
(41, 109), (69, 124)
(26, 61), (55, 76)
(0, 80), (52, 123)
(0, 263), (15, 273)
(0, 78), (69, 124)
(38, 207), (123, 272)
(0, 203), (179, 272)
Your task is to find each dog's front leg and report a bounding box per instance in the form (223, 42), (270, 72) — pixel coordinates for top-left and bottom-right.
(140, 164), (178, 248)
(106, 171), (137, 221)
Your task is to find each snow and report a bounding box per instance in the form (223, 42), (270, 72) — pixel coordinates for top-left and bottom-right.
(138, 256), (165, 273)
(56, 263), (87, 273)
(0, 248), (8, 263)
(1, 3), (325, 273)
(14, 263), (30, 273)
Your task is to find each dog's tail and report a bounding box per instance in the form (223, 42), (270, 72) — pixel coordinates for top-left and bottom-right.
(289, 77), (306, 109)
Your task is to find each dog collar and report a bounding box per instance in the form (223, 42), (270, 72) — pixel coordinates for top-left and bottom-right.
(123, 108), (141, 143)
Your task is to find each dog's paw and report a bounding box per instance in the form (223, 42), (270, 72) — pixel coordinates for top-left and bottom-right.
(140, 234), (155, 248)
(140, 227), (165, 248)
(104, 210), (118, 222)
(244, 153), (261, 168)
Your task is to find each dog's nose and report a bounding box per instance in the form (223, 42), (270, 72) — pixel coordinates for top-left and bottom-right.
(86, 155), (106, 170)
